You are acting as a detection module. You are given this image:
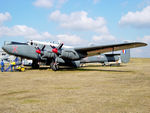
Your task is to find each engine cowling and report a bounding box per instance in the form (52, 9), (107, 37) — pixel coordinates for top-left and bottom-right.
(41, 52), (55, 58)
(60, 50), (80, 60)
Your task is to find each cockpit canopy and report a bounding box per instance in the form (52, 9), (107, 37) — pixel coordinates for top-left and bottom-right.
(4, 41), (28, 45)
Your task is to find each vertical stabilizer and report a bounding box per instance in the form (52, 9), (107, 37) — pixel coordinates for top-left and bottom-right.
(121, 49), (130, 63)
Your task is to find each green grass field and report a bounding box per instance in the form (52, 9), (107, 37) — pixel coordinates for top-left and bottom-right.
(0, 58), (150, 113)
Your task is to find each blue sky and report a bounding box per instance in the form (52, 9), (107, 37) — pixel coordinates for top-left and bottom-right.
(0, 0), (150, 57)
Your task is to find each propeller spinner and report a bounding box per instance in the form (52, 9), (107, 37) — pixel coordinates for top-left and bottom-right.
(35, 45), (46, 55)
(51, 43), (64, 55)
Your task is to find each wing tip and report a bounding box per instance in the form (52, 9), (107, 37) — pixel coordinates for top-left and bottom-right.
(136, 42), (148, 47)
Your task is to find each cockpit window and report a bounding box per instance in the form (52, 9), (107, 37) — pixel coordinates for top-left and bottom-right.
(4, 41), (12, 45)
(27, 40), (33, 45)
(4, 41), (28, 45)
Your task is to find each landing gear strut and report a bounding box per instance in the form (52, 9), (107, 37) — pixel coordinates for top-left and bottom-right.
(32, 60), (39, 69)
(50, 60), (59, 71)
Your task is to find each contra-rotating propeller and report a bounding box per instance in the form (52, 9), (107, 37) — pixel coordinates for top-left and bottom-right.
(35, 45), (46, 60)
(50, 42), (64, 56)
(35, 45), (45, 54)
(49, 42), (64, 71)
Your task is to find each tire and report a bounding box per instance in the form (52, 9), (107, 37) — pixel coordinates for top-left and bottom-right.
(32, 63), (39, 69)
(50, 61), (59, 71)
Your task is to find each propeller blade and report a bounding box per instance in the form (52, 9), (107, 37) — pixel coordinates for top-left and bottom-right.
(50, 45), (56, 49)
(57, 43), (64, 49)
(41, 45), (46, 51)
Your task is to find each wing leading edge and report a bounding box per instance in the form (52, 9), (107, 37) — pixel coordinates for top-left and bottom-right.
(75, 42), (147, 56)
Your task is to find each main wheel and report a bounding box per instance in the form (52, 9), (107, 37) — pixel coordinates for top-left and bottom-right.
(50, 61), (59, 71)
(32, 60), (39, 69)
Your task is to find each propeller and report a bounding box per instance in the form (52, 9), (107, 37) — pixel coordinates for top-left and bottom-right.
(35, 45), (46, 55)
(49, 42), (64, 71)
(35, 45), (46, 60)
(50, 42), (64, 55)
(50, 42), (64, 62)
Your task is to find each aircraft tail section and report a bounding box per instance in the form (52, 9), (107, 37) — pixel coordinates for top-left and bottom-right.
(120, 49), (130, 63)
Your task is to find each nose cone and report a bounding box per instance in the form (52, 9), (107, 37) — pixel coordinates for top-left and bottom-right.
(2, 45), (12, 54)
(2, 45), (6, 52)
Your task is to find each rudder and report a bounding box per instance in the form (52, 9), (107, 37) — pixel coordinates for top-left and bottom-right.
(121, 49), (130, 63)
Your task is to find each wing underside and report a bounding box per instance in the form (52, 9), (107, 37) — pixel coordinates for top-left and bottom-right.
(75, 42), (147, 56)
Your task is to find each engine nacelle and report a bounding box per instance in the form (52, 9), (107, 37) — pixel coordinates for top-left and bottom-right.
(42, 52), (55, 58)
(55, 57), (65, 63)
(60, 50), (80, 60)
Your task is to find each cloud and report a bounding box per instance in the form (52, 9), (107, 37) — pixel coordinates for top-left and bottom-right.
(93, 0), (100, 4)
(0, 25), (52, 40)
(119, 6), (150, 28)
(56, 34), (86, 46)
(0, 12), (11, 25)
(0, 12), (53, 40)
(33, 0), (67, 8)
(137, 0), (150, 9)
(33, 0), (53, 8)
(92, 34), (117, 44)
(139, 35), (150, 43)
(131, 36), (150, 57)
(0, 12), (85, 46)
(121, 1), (128, 7)
(49, 10), (109, 34)
(57, 0), (68, 8)
(0, 25), (85, 45)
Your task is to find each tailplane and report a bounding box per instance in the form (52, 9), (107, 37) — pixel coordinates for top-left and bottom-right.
(120, 49), (130, 63)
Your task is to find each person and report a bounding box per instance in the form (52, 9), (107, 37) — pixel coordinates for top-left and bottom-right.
(10, 62), (16, 72)
(1, 60), (4, 72)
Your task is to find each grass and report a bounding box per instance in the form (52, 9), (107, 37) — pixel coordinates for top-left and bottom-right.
(0, 58), (150, 113)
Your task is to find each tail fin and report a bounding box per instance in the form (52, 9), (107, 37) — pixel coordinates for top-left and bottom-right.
(120, 49), (130, 63)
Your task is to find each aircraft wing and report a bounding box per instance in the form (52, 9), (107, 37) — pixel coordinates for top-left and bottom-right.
(74, 42), (147, 56)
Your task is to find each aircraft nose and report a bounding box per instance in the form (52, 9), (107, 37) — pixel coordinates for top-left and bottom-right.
(2, 45), (6, 51)
(2, 45), (10, 53)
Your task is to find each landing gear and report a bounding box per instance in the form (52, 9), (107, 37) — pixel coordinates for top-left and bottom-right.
(50, 60), (59, 71)
(32, 60), (39, 69)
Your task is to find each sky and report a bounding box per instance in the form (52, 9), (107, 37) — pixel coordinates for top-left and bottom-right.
(0, 0), (150, 57)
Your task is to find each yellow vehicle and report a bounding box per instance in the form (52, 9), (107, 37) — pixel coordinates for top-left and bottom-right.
(10, 62), (25, 72)
(16, 66), (25, 72)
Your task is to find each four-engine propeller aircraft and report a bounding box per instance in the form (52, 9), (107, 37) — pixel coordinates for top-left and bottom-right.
(2, 41), (147, 71)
